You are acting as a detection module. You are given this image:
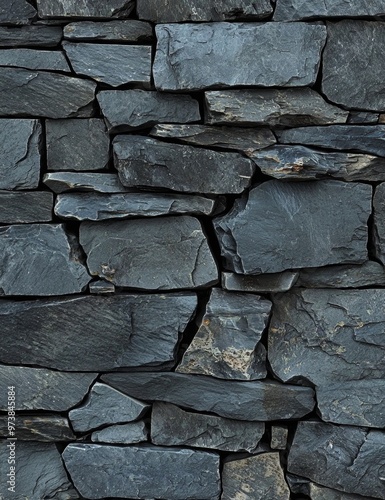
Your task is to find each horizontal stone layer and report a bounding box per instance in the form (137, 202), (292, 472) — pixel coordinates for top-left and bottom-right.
(63, 20), (153, 42)
(274, 0), (385, 20)
(37, 0), (135, 18)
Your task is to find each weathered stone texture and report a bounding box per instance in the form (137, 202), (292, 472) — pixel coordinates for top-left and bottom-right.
(0, 192), (53, 223)
(0, 49), (70, 71)
(222, 271), (299, 293)
(274, 0), (385, 20)
(0, 25), (62, 47)
(64, 20), (153, 42)
(374, 183), (385, 264)
(91, 422), (147, 444)
(0, 0), (37, 24)
(43, 172), (129, 193)
(37, 0), (135, 18)
(0, 415), (75, 441)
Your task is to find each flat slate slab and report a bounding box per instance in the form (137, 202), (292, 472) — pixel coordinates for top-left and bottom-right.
(0, 0), (36, 24)
(91, 421), (147, 444)
(64, 20), (153, 42)
(222, 271), (299, 293)
(0, 415), (75, 441)
(37, 0), (135, 18)
(0, 25), (62, 47)
(154, 23), (326, 91)
(274, 0), (385, 20)
(214, 180), (371, 274)
(0, 293), (196, 371)
(0, 48), (70, 71)
(0, 191), (53, 223)
(374, 183), (385, 264)
(43, 172), (129, 193)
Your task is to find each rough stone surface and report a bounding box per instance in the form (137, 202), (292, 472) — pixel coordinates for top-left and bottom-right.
(0, 415), (75, 441)
(89, 279), (115, 294)
(37, 0), (135, 18)
(274, 0), (385, 20)
(0, 119), (41, 190)
(177, 289), (271, 380)
(43, 172), (129, 193)
(0, 49), (70, 71)
(349, 111), (379, 124)
(91, 421), (147, 444)
(0, 0), (36, 24)
(63, 443), (221, 500)
(271, 425), (288, 451)
(64, 20), (153, 42)
(0, 25), (62, 47)
(154, 23), (326, 91)
(98, 90), (200, 132)
(374, 183), (385, 264)
(0, 294), (197, 370)
(102, 372), (315, 421)
(222, 271), (299, 293)
(113, 136), (255, 194)
(151, 402), (265, 453)
(214, 180), (371, 274)
(0, 191), (53, 223)
(268, 289), (385, 385)
(306, 483), (370, 500)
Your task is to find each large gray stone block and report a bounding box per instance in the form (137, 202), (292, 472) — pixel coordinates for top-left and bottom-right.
(0, 25), (62, 47)
(37, 0), (135, 18)
(0, 0), (36, 24)
(0, 192), (52, 223)
(274, 0), (385, 20)
(0, 48), (70, 71)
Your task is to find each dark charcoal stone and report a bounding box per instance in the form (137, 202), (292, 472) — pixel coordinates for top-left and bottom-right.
(154, 23), (326, 91)
(64, 20), (153, 42)
(43, 172), (129, 193)
(0, 191), (53, 223)
(151, 402), (265, 453)
(0, 49), (70, 71)
(177, 288), (271, 380)
(348, 111), (379, 124)
(222, 271), (299, 293)
(0, 25), (62, 47)
(274, 0), (385, 20)
(288, 421), (385, 499)
(113, 136), (255, 194)
(0, 67), (95, 118)
(46, 119), (109, 171)
(102, 372), (315, 421)
(89, 279), (115, 294)
(214, 180), (371, 274)
(323, 21), (385, 111)
(271, 425), (288, 451)
(63, 42), (151, 87)
(0, 415), (75, 441)
(80, 217), (218, 289)
(37, 0), (135, 18)
(91, 421), (147, 444)
(0, 294), (196, 371)
(0, 119), (41, 190)
(222, 453), (290, 500)
(0, 0), (36, 25)
(98, 90), (200, 132)
(0, 224), (90, 296)
(268, 289), (385, 385)
(205, 89), (347, 127)
(63, 443), (220, 500)
(374, 183), (385, 264)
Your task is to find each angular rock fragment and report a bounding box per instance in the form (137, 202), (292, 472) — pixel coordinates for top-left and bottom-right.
(0, 0), (36, 25)
(0, 49), (70, 71)
(64, 20), (153, 42)
(271, 425), (288, 451)
(222, 271), (299, 293)
(91, 421), (147, 444)
(374, 183), (385, 264)
(0, 192), (53, 223)
(37, 0), (135, 18)
(113, 136), (255, 194)
(43, 172), (129, 193)
(63, 443), (220, 500)
(154, 23), (326, 91)
(177, 289), (271, 380)
(214, 180), (371, 274)
(89, 280), (115, 294)
(0, 415), (75, 441)
(0, 25), (62, 47)
(102, 372), (315, 421)
(98, 90), (200, 132)
(348, 111), (379, 124)
(151, 402), (264, 453)
(0, 294), (197, 370)
(274, 0), (385, 20)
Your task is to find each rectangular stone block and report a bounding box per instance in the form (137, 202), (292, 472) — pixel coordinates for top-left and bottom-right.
(0, 191), (53, 222)
(37, 0), (135, 18)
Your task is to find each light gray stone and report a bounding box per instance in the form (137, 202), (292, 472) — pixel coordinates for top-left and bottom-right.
(43, 172), (129, 193)
(37, 0), (135, 18)
(91, 421), (147, 444)
(0, 191), (52, 223)
(0, 25), (62, 47)
(0, 49), (70, 71)
(222, 271), (299, 293)
(274, 0), (385, 20)
(0, 415), (75, 441)
(64, 20), (153, 42)
(0, 0), (36, 24)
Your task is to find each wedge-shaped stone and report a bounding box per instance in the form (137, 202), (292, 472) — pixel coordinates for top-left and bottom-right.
(98, 90), (200, 132)
(0, 415), (75, 441)
(349, 111), (379, 124)
(222, 271), (299, 293)
(64, 20), (153, 42)
(374, 183), (385, 264)
(274, 0), (385, 20)
(91, 422), (147, 444)
(177, 289), (271, 380)
(0, 49), (70, 71)
(205, 89), (347, 127)
(37, 0), (135, 18)
(214, 180), (371, 274)
(151, 402), (264, 453)
(64, 444), (220, 500)
(0, 191), (52, 223)
(102, 372), (315, 421)
(0, 67), (96, 118)
(0, 294), (196, 370)
(288, 422), (385, 499)
(0, 0), (36, 24)
(114, 136), (255, 194)
(269, 289), (385, 386)
(154, 23), (326, 91)
(0, 25), (62, 47)
(43, 172), (129, 193)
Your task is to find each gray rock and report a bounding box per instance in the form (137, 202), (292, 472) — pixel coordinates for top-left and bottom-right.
(214, 180), (371, 274)
(0, 415), (75, 441)
(348, 111), (379, 124)
(271, 425), (288, 451)
(89, 279), (115, 294)
(91, 421), (147, 444)
(177, 288), (271, 380)
(268, 289), (385, 385)
(222, 453), (290, 500)
(154, 23), (326, 91)
(0, 0), (36, 24)
(46, 119), (109, 171)
(0, 67), (96, 118)
(102, 372), (315, 421)
(0, 119), (41, 190)
(64, 20), (153, 42)
(37, 0), (135, 18)
(0, 293), (197, 370)
(374, 183), (385, 264)
(0, 49), (70, 71)
(205, 89), (347, 127)
(0, 25), (62, 47)
(69, 382), (149, 432)
(306, 482), (370, 500)
(43, 172), (129, 193)
(222, 271), (299, 293)
(63, 443), (220, 500)
(0, 224), (90, 296)
(151, 402), (264, 453)
(274, 0), (385, 20)
(288, 421), (385, 499)
(98, 90), (200, 132)
(63, 42), (151, 87)
(0, 191), (53, 223)
(113, 136), (255, 194)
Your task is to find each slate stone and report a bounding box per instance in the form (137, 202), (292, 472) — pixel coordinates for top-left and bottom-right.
(37, 0), (135, 18)
(222, 453), (290, 500)
(288, 421), (385, 499)
(0, 67), (96, 118)
(102, 372), (315, 421)
(0, 119), (41, 190)
(177, 289), (271, 380)
(214, 180), (371, 274)
(323, 21), (385, 111)
(0, 0), (36, 25)
(89, 280), (115, 294)
(0, 25), (62, 47)
(150, 124), (276, 155)
(271, 425), (288, 451)
(63, 42), (151, 87)
(0, 294), (197, 371)
(0, 415), (75, 441)
(154, 23), (326, 91)
(63, 443), (220, 500)
(55, 192), (219, 220)
(0, 48), (69, 71)
(43, 172), (129, 193)
(46, 119), (109, 171)
(91, 421), (147, 444)
(205, 89), (347, 127)
(98, 90), (200, 133)
(268, 289), (385, 386)
(306, 483), (369, 500)
(0, 224), (90, 296)
(274, 0), (385, 20)
(0, 191), (53, 223)
(374, 183), (385, 264)
(151, 402), (265, 453)
(64, 20), (153, 42)
(222, 271), (299, 293)
(253, 145), (385, 182)
(113, 136), (255, 194)
(348, 111), (379, 124)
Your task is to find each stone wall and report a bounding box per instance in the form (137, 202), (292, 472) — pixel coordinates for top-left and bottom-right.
(1, 0), (385, 499)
